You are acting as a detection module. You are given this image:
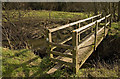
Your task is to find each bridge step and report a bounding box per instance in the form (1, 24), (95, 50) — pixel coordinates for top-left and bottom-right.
(47, 63), (63, 74)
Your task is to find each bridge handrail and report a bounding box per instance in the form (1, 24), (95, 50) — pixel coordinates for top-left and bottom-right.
(48, 14), (101, 33)
(47, 13), (112, 74)
(73, 14), (111, 33)
(73, 21), (96, 33)
(97, 14), (111, 23)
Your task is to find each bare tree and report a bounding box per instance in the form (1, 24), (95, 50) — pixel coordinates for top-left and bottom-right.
(2, 3), (30, 49)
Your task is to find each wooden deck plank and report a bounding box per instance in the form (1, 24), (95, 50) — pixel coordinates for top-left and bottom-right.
(47, 27), (109, 74)
(77, 27), (109, 68)
(47, 14), (111, 74)
(50, 51), (73, 58)
(47, 63), (63, 74)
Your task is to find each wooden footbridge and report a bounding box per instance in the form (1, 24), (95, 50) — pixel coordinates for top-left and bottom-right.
(46, 14), (111, 74)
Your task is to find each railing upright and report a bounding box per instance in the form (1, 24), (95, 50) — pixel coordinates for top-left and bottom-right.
(47, 30), (53, 58)
(109, 14), (112, 28)
(104, 16), (107, 37)
(91, 18), (94, 33)
(47, 13), (112, 74)
(94, 21), (98, 50)
(78, 23), (81, 42)
(72, 31), (79, 74)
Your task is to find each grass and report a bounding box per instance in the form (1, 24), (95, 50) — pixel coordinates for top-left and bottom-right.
(2, 10), (91, 22)
(2, 10), (120, 77)
(109, 22), (120, 37)
(2, 46), (119, 77)
(2, 48), (55, 77)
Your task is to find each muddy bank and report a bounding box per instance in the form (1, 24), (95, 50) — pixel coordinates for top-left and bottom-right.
(2, 16), (82, 58)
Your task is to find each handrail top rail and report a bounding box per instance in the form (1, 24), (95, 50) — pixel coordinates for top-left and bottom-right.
(97, 14), (111, 23)
(73, 14), (111, 33)
(48, 14), (101, 33)
(73, 21), (96, 33)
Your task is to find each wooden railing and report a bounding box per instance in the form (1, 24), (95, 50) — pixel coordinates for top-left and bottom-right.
(46, 14), (111, 74)
(72, 14), (111, 49)
(47, 14), (102, 58)
(71, 14), (111, 73)
(48, 14), (101, 33)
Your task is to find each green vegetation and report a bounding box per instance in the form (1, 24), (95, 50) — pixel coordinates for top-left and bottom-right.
(2, 2), (120, 77)
(2, 10), (92, 50)
(109, 22), (120, 37)
(2, 10), (91, 22)
(2, 45), (119, 77)
(2, 48), (53, 77)
(2, 10), (119, 77)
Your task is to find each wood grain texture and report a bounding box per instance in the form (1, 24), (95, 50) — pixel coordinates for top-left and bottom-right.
(47, 14), (111, 74)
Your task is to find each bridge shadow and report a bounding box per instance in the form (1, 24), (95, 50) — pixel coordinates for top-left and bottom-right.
(4, 56), (39, 77)
(82, 31), (120, 68)
(4, 55), (55, 77)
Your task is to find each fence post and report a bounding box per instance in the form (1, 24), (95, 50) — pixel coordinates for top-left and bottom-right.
(92, 18), (94, 23)
(72, 31), (79, 74)
(104, 16), (107, 37)
(91, 18), (94, 32)
(47, 29), (53, 58)
(109, 14), (112, 28)
(78, 23), (81, 42)
(94, 21), (98, 50)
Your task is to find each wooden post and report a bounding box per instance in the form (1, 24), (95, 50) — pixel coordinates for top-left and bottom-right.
(72, 31), (79, 74)
(47, 30), (53, 58)
(100, 14), (102, 19)
(94, 21), (98, 50)
(104, 16), (107, 37)
(79, 23), (81, 28)
(92, 18), (94, 22)
(91, 19), (94, 32)
(109, 14), (112, 28)
(109, 2), (111, 24)
(78, 23), (81, 42)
